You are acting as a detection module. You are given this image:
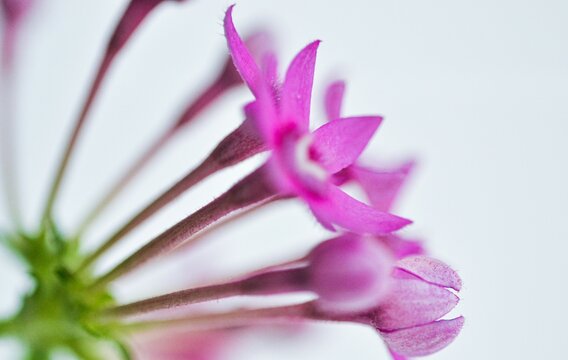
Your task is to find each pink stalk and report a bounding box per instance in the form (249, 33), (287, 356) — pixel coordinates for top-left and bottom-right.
(89, 166), (276, 289)
(105, 267), (308, 317)
(77, 120), (265, 273)
(120, 302), (322, 333)
(41, 0), (184, 222)
(75, 53), (245, 236)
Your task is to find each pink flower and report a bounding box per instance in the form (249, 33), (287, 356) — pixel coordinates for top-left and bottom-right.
(132, 329), (230, 360)
(367, 256), (463, 358)
(224, 6), (411, 235)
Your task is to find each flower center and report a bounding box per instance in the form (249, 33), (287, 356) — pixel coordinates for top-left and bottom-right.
(294, 134), (328, 182)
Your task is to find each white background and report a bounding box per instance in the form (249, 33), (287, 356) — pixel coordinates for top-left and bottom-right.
(1, 0), (567, 359)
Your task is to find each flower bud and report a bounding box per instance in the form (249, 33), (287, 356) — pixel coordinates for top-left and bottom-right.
(307, 234), (394, 314)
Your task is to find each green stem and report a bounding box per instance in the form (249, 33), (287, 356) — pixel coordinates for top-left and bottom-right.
(0, 68), (22, 229)
(41, 53), (115, 224)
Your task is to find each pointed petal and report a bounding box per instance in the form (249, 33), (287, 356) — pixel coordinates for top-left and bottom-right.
(261, 52), (279, 88)
(245, 80), (281, 147)
(380, 317), (464, 357)
(311, 117), (382, 174)
(224, 6), (263, 96)
(396, 256), (462, 291)
(280, 41), (320, 130)
(309, 186), (411, 235)
(371, 278), (459, 331)
(324, 80), (346, 121)
(350, 161), (414, 211)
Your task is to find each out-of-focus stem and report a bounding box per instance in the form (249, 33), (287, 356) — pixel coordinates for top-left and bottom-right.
(104, 267), (308, 317)
(0, 70), (21, 228)
(74, 68), (241, 237)
(119, 302), (320, 333)
(76, 120), (265, 273)
(40, 0), (184, 223)
(77, 158), (219, 274)
(41, 52), (114, 223)
(74, 128), (175, 238)
(88, 167), (276, 290)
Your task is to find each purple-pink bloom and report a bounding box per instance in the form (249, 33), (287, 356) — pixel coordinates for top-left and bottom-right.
(224, 6), (411, 235)
(366, 256), (463, 357)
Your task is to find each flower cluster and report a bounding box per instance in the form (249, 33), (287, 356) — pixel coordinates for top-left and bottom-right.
(0, 1), (463, 359)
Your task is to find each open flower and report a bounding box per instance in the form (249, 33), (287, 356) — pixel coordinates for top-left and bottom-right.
(225, 6), (411, 235)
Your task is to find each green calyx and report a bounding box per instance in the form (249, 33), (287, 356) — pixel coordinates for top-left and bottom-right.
(0, 222), (132, 360)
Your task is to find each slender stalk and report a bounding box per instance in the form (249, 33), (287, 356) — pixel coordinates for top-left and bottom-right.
(89, 167), (276, 289)
(0, 69), (21, 228)
(75, 72), (239, 237)
(40, 0), (181, 223)
(105, 282), (242, 318)
(119, 302), (321, 333)
(77, 158), (219, 273)
(74, 128), (175, 237)
(41, 51), (115, 223)
(76, 121), (265, 273)
(104, 267), (308, 318)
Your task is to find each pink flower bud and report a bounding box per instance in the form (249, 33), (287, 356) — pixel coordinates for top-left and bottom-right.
(307, 234), (394, 314)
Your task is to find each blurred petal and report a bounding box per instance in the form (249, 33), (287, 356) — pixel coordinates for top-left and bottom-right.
(350, 161), (414, 211)
(380, 317), (464, 356)
(377, 234), (425, 259)
(324, 80), (346, 121)
(311, 117), (382, 174)
(261, 52), (279, 88)
(371, 278), (459, 331)
(280, 41), (320, 130)
(247, 80), (281, 146)
(388, 349), (408, 360)
(309, 186), (411, 234)
(224, 5), (263, 96)
(397, 256), (462, 291)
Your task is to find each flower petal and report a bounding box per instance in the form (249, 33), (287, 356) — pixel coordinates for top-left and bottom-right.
(396, 256), (462, 291)
(371, 278), (459, 331)
(224, 5), (263, 97)
(261, 51), (280, 92)
(247, 80), (281, 147)
(380, 317), (464, 357)
(388, 349), (408, 360)
(309, 186), (411, 235)
(324, 80), (346, 121)
(280, 40), (321, 130)
(349, 161), (414, 211)
(311, 117), (383, 174)
(377, 234), (425, 259)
